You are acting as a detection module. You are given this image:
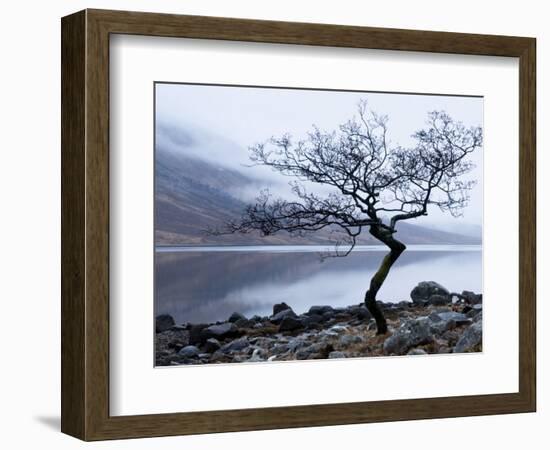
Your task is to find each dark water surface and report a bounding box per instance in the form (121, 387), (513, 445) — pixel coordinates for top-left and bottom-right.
(155, 245), (482, 324)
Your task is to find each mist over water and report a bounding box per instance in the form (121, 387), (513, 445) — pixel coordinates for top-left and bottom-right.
(155, 245), (482, 325)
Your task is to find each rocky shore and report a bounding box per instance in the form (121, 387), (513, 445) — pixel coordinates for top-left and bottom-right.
(155, 281), (483, 366)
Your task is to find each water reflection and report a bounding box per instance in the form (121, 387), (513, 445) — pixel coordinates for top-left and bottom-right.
(155, 246), (482, 324)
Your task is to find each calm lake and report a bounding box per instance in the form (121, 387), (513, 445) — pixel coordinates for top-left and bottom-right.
(155, 245), (482, 325)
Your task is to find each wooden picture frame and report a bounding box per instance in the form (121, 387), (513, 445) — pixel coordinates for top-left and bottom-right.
(61, 9), (536, 441)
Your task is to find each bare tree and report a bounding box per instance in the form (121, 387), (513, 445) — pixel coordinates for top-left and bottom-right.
(217, 101), (482, 334)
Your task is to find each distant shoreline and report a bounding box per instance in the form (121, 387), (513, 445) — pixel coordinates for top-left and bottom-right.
(155, 243), (483, 253)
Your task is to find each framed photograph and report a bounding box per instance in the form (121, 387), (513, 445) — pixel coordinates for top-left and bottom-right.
(61, 9), (536, 440)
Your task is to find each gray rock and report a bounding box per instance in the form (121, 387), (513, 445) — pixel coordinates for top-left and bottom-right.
(287, 338), (307, 352)
(466, 304), (483, 318)
(228, 312), (246, 323)
(428, 294), (451, 306)
(201, 322), (239, 341)
(296, 342), (333, 360)
(328, 351), (347, 359)
(155, 314), (175, 333)
(248, 348), (267, 362)
(329, 324), (349, 333)
(348, 305), (372, 320)
(308, 305), (335, 316)
(279, 316), (304, 332)
(454, 322), (482, 352)
(339, 334), (364, 347)
(407, 348), (428, 355)
(302, 314), (323, 327)
(410, 281), (450, 304)
(273, 302), (291, 315)
(188, 323), (210, 345)
(441, 330), (460, 346)
(428, 319), (452, 335)
(271, 343), (290, 355)
(383, 318), (433, 355)
(221, 337), (250, 353)
(437, 312), (471, 327)
(462, 291), (483, 305)
(270, 308), (297, 324)
(234, 318), (254, 328)
(178, 345), (200, 358)
(203, 338), (221, 353)
(295, 348), (313, 360)
(210, 350), (231, 363)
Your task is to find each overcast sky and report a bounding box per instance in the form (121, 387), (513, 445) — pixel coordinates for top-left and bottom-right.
(156, 83), (483, 232)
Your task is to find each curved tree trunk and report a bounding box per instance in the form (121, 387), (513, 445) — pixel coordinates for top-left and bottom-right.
(364, 225), (407, 335)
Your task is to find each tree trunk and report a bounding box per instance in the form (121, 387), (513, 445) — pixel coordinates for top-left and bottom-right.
(364, 226), (407, 335)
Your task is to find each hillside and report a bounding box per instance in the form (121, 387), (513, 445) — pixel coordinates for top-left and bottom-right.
(155, 145), (481, 246)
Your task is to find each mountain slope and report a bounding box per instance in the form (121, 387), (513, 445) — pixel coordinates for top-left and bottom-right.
(155, 147), (481, 246)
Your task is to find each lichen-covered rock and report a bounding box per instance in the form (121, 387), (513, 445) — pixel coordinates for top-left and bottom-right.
(383, 318), (433, 355)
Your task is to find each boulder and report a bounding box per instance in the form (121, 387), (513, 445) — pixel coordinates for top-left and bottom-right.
(188, 323), (210, 345)
(302, 313), (323, 327)
(273, 302), (291, 315)
(308, 305), (334, 316)
(296, 342), (333, 360)
(410, 281), (450, 304)
(348, 305), (372, 320)
(466, 304), (483, 318)
(178, 345), (200, 358)
(203, 338), (221, 353)
(339, 334), (364, 347)
(287, 338), (307, 352)
(200, 322), (239, 341)
(328, 351), (347, 359)
(228, 312), (247, 323)
(272, 343), (290, 355)
(383, 318), (433, 355)
(461, 291), (483, 305)
(279, 316), (304, 332)
(155, 314), (175, 333)
(428, 294), (452, 306)
(437, 311), (471, 327)
(270, 308), (297, 324)
(221, 337), (250, 353)
(454, 322), (482, 352)
(234, 318), (254, 329)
